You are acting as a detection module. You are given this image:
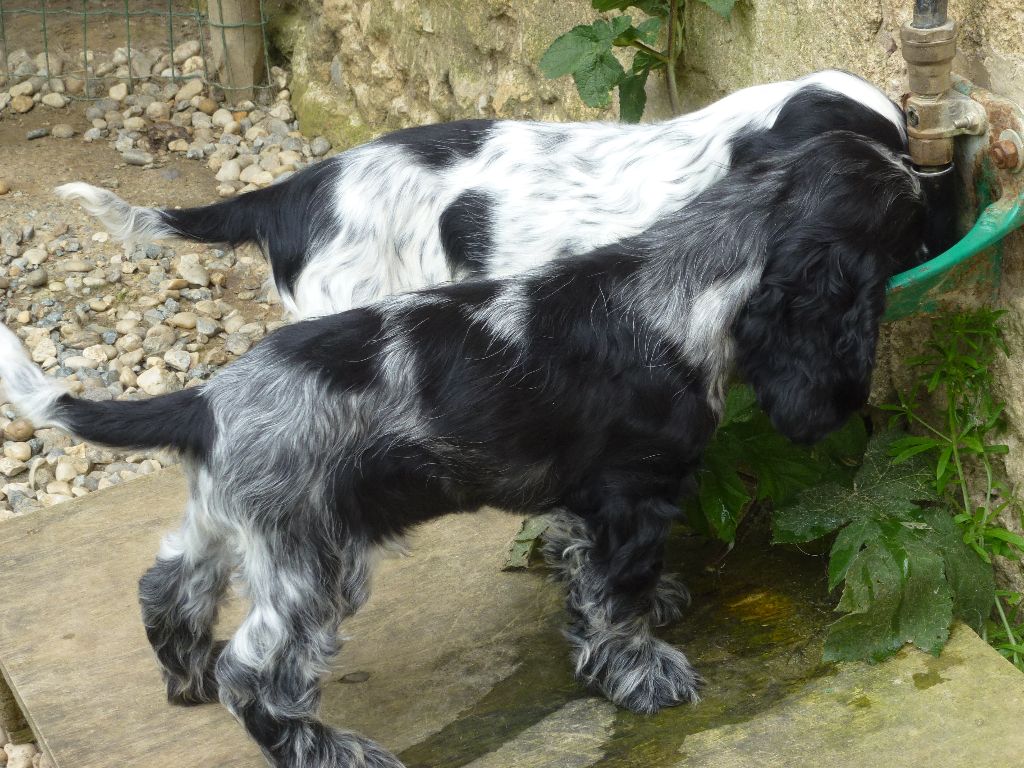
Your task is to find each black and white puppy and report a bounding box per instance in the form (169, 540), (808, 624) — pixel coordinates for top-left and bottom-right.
(1, 131), (925, 768)
(56, 70), (908, 319)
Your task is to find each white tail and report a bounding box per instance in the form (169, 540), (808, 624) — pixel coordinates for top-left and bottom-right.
(0, 324), (66, 427)
(55, 182), (175, 245)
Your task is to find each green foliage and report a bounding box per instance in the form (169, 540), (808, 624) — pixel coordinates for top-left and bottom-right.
(686, 385), (867, 542)
(881, 309), (1024, 669)
(774, 431), (994, 661)
(540, 0), (738, 122)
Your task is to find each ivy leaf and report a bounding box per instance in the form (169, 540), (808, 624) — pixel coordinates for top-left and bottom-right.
(619, 69), (649, 123)
(698, 0), (739, 18)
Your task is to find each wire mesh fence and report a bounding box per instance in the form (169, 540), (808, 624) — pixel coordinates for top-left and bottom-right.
(0, 0), (273, 102)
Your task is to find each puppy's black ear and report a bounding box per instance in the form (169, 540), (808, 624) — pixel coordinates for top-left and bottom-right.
(732, 238), (888, 445)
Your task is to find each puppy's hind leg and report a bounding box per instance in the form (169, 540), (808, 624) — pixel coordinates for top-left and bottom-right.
(215, 530), (404, 768)
(139, 485), (234, 706)
(542, 509), (690, 628)
(552, 499), (703, 714)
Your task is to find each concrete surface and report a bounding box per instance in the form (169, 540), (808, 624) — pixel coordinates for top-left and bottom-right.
(1, 468), (1024, 767)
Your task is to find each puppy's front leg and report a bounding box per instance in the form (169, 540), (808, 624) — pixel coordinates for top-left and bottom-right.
(557, 498), (703, 714)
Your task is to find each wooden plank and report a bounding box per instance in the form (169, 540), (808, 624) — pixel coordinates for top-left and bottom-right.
(0, 468), (562, 767)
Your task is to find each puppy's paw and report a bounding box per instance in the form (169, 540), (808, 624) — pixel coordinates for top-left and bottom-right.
(650, 573), (690, 627)
(576, 632), (702, 715)
(165, 639), (228, 707)
(325, 729), (406, 768)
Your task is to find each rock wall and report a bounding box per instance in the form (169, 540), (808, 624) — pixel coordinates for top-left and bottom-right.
(266, 0), (619, 148)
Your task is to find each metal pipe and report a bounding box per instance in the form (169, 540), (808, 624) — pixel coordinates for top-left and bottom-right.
(913, 0), (949, 29)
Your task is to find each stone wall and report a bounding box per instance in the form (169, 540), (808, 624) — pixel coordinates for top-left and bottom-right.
(266, 0), (617, 148)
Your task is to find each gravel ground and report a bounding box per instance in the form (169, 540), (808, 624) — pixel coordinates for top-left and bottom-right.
(0, 42), (335, 759)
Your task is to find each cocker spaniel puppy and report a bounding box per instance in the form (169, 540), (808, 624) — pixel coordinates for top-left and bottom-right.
(1, 130), (925, 768)
(56, 70), (908, 319)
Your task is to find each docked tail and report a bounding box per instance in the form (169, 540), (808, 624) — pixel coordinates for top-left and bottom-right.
(0, 323), (213, 456)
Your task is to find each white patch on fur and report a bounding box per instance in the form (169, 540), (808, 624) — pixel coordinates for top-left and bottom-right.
(802, 69), (907, 140)
(0, 323), (66, 427)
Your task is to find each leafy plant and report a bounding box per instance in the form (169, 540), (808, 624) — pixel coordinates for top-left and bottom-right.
(685, 385), (867, 543)
(882, 309), (1024, 668)
(773, 430), (994, 661)
(540, 0), (738, 122)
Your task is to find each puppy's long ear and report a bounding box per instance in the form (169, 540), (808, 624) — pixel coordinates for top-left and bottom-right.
(732, 237), (888, 445)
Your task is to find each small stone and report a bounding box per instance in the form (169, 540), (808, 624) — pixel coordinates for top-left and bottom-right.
(123, 116), (147, 131)
(9, 80), (36, 97)
(51, 123), (75, 138)
(26, 127), (50, 140)
(175, 78), (204, 102)
(164, 349), (192, 372)
(137, 366), (182, 396)
(145, 100), (171, 120)
(4, 743), (39, 768)
(63, 355), (99, 369)
(223, 333), (251, 356)
(168, 311), (198, 329)
(197, 96), (218, 115)
(310, 136), (331, 157)
(121, 149), (154, 166)
(31, 336), (57, 364)
(168, 139), (189, 152)
(41, 92), (67, 108)
(195, 317), (220, 336)
(24, 268), (48, 287)
(0, 179), (10, 195)
(3, 442), (31, 462)
(0, 457), (27, 478)
(10, 94), (34, 113)
(172, 40), (201, 64)
(212, 107), (234, 128)
(63, 259), (92, 273)
(143, 324), (177, 355)
(55, 455), (91, 482)
(4, 418), (34, 441)
(176, 254), (210, 286)
(109, 82), (129, 101)
(215, 159), (241, 182)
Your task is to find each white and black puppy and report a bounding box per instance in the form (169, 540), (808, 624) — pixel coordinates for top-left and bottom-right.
(2, 131), (926, 768)
(57, 70), (909, 319)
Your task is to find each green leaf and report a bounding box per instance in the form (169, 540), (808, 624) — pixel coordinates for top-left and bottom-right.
(694, 444), (752, 542)
(502, 516), (551, 570)
(573, 50), (627, 108)
(618, 69), (649, 123)
(540, 17), (633, 79)
(827, 519), (873, 591)
(635, 17), (663, 44)
(698, 0), (739, 19)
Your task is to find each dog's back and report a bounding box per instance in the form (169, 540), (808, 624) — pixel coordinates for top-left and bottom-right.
(58, 71), (907, 319)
